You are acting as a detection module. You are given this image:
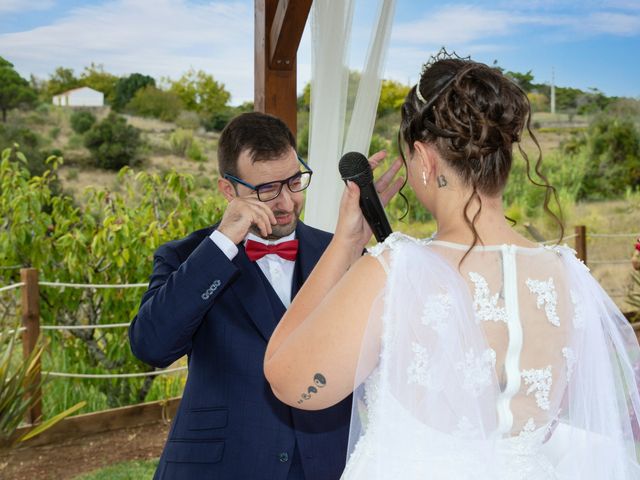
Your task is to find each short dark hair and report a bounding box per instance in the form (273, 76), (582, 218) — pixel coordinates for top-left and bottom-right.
(217, 112), (296, 177)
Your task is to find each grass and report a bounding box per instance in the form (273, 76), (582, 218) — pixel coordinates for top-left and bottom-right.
(72, 459), (159, 480)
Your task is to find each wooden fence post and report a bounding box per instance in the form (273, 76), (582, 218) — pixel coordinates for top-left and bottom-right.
(574, 225), (587, 265)
(20, 267), (42, 424)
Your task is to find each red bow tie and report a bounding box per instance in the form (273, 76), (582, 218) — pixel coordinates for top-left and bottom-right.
(245, 239), (299, 262)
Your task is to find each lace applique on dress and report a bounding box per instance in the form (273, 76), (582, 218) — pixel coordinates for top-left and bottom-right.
(526, 277), (560, 326)
(562, 347), (577, 382)
(453, 416), (480, 439)
(519, 418), (537, 437)
(455, 348), (496, 396)
(570, 290), (585, 329)
(407, 342), (441, 390)
(521, 366), (553, 411)
(421, 293), (451, 334)
(468, 272), (507, 323)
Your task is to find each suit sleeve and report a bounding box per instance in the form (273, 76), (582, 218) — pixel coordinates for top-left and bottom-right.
(129, 237), (239, 368)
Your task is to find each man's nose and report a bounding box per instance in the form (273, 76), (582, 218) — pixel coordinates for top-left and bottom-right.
(275, 187), (294, 210)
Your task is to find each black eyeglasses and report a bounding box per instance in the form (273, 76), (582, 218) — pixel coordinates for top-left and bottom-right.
(223, 155), (313, 202)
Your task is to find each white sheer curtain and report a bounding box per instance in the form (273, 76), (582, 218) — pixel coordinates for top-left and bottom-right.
(304, 0), (397, 233)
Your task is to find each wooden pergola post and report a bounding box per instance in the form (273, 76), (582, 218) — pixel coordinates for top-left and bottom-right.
(254, 0), (312, 137)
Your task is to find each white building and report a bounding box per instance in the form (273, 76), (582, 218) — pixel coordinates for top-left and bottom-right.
(52, 86), (104, 107)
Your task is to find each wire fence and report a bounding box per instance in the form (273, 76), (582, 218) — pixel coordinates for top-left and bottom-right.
(0, 277), (181, 383)
(1, 226), (638, 422)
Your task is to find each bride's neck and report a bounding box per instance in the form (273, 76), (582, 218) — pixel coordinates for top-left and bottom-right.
(432, 193), (533, 247)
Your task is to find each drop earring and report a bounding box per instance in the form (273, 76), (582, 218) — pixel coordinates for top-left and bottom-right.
(422, 171), (427, 187)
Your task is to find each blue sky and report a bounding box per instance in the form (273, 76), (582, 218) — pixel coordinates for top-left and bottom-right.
(1, 0), (638, 105)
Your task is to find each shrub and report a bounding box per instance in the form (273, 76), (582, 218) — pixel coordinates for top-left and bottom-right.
(67, 167), (79, 180)
(202, 108), (234, 132)
(70, 110), (96, 134)
(0, 326), (86, 444)
(84, 113), (141, 170)
(125, 86), (182, 122)
(175, 111), (201, 130)
(169, 128), (194, 157)
(186, 139), (205, 161)
(297, 122), (309, 157)
(48, 126), (61, 139)
(565, 115), (640, 199)
(67, 133), (84, 149)
(0, 124), (59, 183)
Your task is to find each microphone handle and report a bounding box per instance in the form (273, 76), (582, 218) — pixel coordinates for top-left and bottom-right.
(358, 182), (393, 243)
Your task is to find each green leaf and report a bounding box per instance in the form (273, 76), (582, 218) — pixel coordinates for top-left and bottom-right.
(18, 401), (87, 443)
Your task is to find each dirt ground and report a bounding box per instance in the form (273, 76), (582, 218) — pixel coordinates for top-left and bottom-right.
(0, 421), (169, 480)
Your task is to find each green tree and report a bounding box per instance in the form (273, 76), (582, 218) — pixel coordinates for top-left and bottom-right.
(527, 92), (550, 113)
(0, 57), (37, 122)
(46, 66), (81, 97)
(84, 113), (142, 170)
(577, 88), (612, 115)
(555, 86), (583, 112)
(125, 85), (183, 121)
(169, 69), (230, 115)
(112, 73), (156, 111)
(0, 146), (225, 413)
(378, 80), (410, 116)
(506, 70), (535, 92)
(80, 63), (118, 105)
(567, 115), (640, 198)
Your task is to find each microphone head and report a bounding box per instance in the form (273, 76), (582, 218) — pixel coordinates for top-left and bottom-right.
(338, 151), (372, 187)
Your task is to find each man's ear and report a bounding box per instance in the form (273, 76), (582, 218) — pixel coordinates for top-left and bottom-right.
(217, 177), (236, 202)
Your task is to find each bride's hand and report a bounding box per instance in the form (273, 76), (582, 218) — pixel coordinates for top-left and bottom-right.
(334, 151), (404, 254)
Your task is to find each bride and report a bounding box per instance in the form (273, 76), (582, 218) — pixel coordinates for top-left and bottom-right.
(264, 54), (640, 479)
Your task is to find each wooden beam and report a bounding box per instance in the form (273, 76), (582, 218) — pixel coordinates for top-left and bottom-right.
(269, 0), (312, 70)
(255, 0), (311, 137)
(2, 397), (182, 448)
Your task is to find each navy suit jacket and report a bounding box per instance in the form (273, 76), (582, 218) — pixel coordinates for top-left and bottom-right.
(129, 222), (351, 480)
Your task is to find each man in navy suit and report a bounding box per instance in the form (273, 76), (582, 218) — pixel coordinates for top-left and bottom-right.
(129, 112), (352, 479)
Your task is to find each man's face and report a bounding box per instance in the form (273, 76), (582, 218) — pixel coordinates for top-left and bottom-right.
(233, 146), (305, 239)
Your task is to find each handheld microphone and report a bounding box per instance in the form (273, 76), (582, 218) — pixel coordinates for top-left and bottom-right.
(338, 151), (393, 242)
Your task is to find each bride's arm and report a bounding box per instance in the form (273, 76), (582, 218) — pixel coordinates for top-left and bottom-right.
(264, 241), (386, 410)
(264, 154), (401, 411)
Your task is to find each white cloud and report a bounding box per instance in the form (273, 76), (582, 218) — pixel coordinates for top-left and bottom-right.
(392, 6), (517, 44)
(0, 0), (255, 103)
(0, 0), (53, 13)
(1, 1), (638, 103)
(586, 12), (640, 35)
(392, 4), (640, 46)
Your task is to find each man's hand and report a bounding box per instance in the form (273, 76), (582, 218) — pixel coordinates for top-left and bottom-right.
(334, 150), (404, 254)
(217, 197), (277, 244)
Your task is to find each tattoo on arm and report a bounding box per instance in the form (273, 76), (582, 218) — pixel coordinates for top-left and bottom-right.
(296, 373), (327, 404)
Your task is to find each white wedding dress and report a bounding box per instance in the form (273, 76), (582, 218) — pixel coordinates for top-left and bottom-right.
(342, 233), (640, 479)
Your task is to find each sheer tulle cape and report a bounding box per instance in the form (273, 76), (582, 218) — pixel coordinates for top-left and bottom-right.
(342, 234), (640, 479)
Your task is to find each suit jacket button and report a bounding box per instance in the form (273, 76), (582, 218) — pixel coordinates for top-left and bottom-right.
(278, 452), (289, 463)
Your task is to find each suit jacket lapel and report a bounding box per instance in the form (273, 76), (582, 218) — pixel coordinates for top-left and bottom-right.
(230, 245), (279, 342)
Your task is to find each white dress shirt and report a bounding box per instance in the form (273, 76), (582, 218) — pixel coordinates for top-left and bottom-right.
(209, 229), (296, 307)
